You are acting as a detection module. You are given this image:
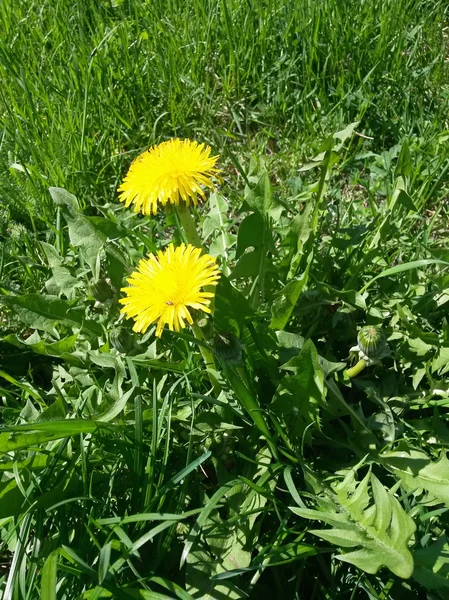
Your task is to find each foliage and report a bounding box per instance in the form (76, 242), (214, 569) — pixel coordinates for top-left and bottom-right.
(1, 1), (449, 599)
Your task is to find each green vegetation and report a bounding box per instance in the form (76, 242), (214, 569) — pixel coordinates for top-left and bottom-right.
(1, 0), (449, 598)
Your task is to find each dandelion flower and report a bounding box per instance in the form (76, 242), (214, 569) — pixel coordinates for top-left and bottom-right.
(118, 139), (220, 215)
(120, 243), (220, 337)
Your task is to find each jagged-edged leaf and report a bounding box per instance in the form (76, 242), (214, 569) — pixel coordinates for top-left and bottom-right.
(290, 469), (416, 578)
(381, 448), (449, 507)
(4, 332), (79, 363)
(271, 339), (326, 442)
(0, 294), (102, 337)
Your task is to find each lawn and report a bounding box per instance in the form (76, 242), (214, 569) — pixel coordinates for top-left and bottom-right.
(1, 0), (449, 598)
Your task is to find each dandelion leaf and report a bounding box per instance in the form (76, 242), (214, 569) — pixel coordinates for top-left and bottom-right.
(291, 470), (416, 578)
(381, 448), (449, 507)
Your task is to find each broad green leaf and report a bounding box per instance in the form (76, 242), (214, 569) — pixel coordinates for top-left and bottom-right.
(230, 250), (264, 279)
(38, 397), (67, 421)
(41, 242), (78, 297)
(395, 189), (417, 212)
(213, 275), (252, 335)
(65, 213), (106, 277)
(381, 448), (449, 507)
(276, 331), (305, 352)
(87, 217), (125, 240)
(236, 212), (266, 259)
(49, 187), (79, 214)
(202, 193), (230, 241)
(291, 470), (416, 578)
(432, 347), (449, 374)
(0, 478), (25, 518)
(244, 167), (272, 214)
(97, 383), (135, 422)
(271, 339), (326, 441)
(0, 294), (102, 337)
(333, 121), (359, 146)
(4, 332), (79, 362)
(50, 187), (110, 277)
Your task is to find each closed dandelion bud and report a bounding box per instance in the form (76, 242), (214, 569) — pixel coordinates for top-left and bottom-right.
(357, 326), (386, 359)
(89, 278), (114, 303)
(110, 327), (134, 354)
(212, 332), (243, 366)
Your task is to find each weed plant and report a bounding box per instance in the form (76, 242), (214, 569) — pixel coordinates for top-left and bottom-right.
(1, 1), (449, 599)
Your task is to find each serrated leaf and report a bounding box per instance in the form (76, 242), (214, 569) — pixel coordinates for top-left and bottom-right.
(244, 168), (272, 214)
(381, 448), (449, 507)
(0, 294), (102, 337)
(432, 347), (449, 374)
(291, 470), (416, 578)
(4, 332), (79, 363)
(272, 339), (326, 441)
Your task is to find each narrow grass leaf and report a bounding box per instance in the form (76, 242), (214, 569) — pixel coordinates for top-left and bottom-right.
(361, 260), (449, 292)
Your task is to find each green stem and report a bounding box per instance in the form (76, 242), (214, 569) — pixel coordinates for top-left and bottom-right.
(175, 203), (220, 393)
(175, 203), (203, 248)
(190, 321), (221, 395)
(345, 359), (367, 378)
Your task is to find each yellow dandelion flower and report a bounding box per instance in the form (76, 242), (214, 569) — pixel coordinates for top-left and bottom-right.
(120, 243), (221, 337)
(118, 138), (220, 215)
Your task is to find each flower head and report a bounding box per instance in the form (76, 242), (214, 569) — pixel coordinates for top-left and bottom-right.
(120, 243), (220, 337)
(118, 139), (219, 215)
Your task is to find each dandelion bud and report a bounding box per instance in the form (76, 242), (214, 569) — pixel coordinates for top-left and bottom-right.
(109, 327), (134, 354)
(357, 326), (386, 360)
(89, 278), (114, 303)
(212, 332), (243, 366)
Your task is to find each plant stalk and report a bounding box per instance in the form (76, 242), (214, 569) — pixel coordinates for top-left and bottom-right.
(174, 202), (221, 393)
(175, 203), (203, 248)
(345, 359), (367, 378)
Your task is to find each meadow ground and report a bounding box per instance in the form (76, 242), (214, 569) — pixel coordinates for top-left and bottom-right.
(1, 0), (449, 598)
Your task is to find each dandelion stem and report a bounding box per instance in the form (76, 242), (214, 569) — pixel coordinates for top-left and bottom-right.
(190, 321), (221, 395)
(175, 203), (203, 248)
(345, 359), (367, 378)
(175, 203), (221, 394)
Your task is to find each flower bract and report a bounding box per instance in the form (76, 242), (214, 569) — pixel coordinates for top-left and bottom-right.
(120, 243), (220, 337)
(118, 138), (219, 215)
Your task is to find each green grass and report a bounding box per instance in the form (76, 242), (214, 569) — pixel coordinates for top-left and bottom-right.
(2, 1), (449, 599)
(1, 0), (448, 218)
